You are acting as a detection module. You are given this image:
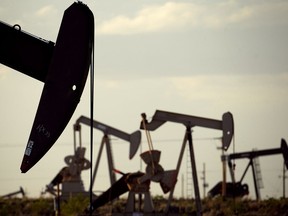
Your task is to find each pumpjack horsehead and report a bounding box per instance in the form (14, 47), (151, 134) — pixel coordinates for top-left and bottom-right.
(0, 2), (94, 173)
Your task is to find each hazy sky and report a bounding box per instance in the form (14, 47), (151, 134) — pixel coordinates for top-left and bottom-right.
(0, 0), (288, 200)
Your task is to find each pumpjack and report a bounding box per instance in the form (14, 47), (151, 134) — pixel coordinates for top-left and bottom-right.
(45, 146), (91, 200)
(80, 111), (233, 216)
(209, 139), (288, 200)
(74, 115), (141, 190)
(45, 115), (141, 199)
(0, 2), (94, 173)
(1, 187), (26, 199)
(84, 114), (178, 215)
(139, 110), (234, 216)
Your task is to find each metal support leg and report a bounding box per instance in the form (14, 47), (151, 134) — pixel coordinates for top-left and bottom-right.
(91, 136), (106, 189)
(251, 160), (261, 201)
(165, 132), (188, 213)
(187, 126), (202, 216)
(105, 136), (117, 186)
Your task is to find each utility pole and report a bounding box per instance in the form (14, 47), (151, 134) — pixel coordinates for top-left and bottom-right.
(284, 162), (287, 198)
(201, 163), (209, 198)
(218, 146), (227, 198)
(182, 174), (184, 198)
(279, 161), (287, 198)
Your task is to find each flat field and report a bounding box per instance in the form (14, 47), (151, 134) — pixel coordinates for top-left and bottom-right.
(0, 196), (287, 216)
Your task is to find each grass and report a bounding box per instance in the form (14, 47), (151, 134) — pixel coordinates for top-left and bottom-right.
(0, 196), (287, 216)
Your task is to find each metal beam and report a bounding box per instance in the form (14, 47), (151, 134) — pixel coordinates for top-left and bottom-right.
(76, 115), (141, 159)
(228, 139), (288, 169)
(0, 20), (54, 82)
(140, 110), (234, 150)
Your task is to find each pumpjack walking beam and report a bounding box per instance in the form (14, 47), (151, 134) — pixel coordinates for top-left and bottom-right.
(0, 2), (95, 173)
(0, 20), (54, 82)
(1, 187), (25, 198)
(74, 115), (141, 190)
(227, 138), (288, 200)
(140, 110), (234, 216)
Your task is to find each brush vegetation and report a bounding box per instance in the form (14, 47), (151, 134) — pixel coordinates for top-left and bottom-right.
(0, 195), (287, 216)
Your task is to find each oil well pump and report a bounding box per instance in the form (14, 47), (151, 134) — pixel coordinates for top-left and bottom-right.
(45, 115), (141, 202)
(45, 146), (91, 199)
(140, 110), (234, 216)
(81, 110), (233, 215)
(0, 2), (94, 173)
(1, 187), (26, 199)
(74, 115), (141, 193)
(209, 139), (288, 200)
(84, 114), (178, 215)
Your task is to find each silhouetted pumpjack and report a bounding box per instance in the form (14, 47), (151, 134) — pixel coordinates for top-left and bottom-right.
(85, 150), (177, 214)
(0, 2), (94, 173)
(209, 139), (288, 200)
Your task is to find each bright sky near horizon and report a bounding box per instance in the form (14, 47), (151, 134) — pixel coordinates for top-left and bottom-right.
(0, 0), (288, 200)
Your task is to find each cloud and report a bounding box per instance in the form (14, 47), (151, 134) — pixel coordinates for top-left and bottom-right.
(35, 5), (57, 18)
(100, 80), (121, 89)
(97, 1), (288, 35)
(246, 1), (288, 26)
(97, 2), (202, 35)
(96, 1), (248, 35)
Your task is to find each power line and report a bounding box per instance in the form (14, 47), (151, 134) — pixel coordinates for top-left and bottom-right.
(0, 137), (221, 148)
